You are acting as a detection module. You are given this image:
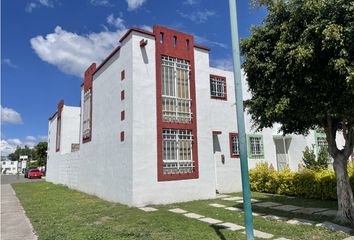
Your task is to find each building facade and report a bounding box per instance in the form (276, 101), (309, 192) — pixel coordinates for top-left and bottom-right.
(46, 25), (344, 206)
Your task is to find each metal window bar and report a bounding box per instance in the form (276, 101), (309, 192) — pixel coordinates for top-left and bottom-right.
(210, 76), (225, 98)
(250, 137), (264, 158)
(232, 135), (240, 155)
(83, 90), (91, 138)
(161, 56), (192, 123)
(162, 129), (194, 174)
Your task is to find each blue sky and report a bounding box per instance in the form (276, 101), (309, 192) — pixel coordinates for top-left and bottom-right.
(1, 0), (267, 155)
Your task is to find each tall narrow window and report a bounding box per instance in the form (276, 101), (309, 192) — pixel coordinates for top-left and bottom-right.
(161, 56), (191, 123)
(83, 90), (91, 140)
(163, 129), (194, 175)
(229, 133), (240, 157)
(56, 117), (61, 152)
(248, 135), (264, 159)
(210, 75), (227, 100)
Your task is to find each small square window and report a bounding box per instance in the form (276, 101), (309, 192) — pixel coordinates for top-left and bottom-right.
(248, 135), (264, 159)
(210, 75), (227, 100)
(121, 110), (125, 121)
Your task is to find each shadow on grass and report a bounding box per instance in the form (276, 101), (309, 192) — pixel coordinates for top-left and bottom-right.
(210, 225), (227, 240)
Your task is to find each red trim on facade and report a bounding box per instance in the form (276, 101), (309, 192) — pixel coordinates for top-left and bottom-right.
(212, 131), (222, 135)
(120, 131), (125, 142)
(83, 63), (96, 143)
(210, 74), (227, 101)
(121, 110), (125, 121)
(194, 44), (211, 52)
(154, 25), (199, 181)
(121, 70), (125, 80)
(121, 90), (125, 100)
(229, 132), (240, 158)
(119, 28), (154, 43)
(56, 100), (64, 152)
(140, 39), (148, 47)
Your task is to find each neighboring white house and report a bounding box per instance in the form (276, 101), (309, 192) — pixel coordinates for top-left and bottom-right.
(46, 25), (346, 206)
(1, 159), (27, 174)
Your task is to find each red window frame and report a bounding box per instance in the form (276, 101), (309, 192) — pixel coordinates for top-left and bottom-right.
(120, 131), (125, 142)
(121, 110), (125, 121)
(210, 74), (227, 100)
(121, 70), (125, 80)
(229, 132), (240, 158)
(82, 63), (96, 143)
(121, 90), (125, 100)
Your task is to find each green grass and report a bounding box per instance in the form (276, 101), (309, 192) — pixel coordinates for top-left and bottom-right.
(12, 182), (353, 240)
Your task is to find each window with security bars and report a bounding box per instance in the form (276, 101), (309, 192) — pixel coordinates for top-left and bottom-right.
(161, 56), (191, 123)
(210, 75), (227, 99)
(316, 136), (328, 153)
(83, 90), (91, 139)
(56, 117), (61, 151)
(230, 133), (240, 157)
(249, 135), (264, 159)
(163, 129), (194, 174)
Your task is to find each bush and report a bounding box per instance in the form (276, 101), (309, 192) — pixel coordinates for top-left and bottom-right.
(249, 162), (354, 200)
(302, 146), (329, 170)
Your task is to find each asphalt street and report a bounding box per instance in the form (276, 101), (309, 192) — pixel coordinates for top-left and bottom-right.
(1, 174), (44, 184)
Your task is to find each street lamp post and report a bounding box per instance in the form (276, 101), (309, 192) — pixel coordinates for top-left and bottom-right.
(228, 0), (254, 239)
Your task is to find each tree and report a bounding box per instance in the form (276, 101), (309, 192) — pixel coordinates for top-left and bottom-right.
(8, 145), (33, 161)
(241, 0), (354, 224)
(33, 142), (47, 166)
(302, 146), (329, 170)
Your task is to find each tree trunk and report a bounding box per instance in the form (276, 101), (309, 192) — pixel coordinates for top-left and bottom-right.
(333, 155), (354, 225)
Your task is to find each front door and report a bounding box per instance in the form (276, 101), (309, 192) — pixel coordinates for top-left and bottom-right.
(274, 137), (291, 171)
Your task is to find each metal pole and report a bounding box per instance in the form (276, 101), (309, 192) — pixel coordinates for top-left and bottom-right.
(228, 0), (254, 239)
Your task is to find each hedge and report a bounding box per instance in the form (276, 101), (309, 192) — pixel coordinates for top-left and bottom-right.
(249, 162), (354, 200)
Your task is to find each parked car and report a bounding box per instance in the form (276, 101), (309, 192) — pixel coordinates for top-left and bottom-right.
(24, 167), (37, 178)
(28, 169), (42, 179)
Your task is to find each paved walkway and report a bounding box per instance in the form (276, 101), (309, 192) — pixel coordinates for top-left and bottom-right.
(1, 184), (37, 240)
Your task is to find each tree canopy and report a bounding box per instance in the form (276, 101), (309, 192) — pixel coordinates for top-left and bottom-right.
(242, 0), (353, 135)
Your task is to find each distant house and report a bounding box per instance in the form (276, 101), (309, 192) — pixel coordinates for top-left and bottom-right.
(46, 25), (345, 207)
(1, 155), (28, 174)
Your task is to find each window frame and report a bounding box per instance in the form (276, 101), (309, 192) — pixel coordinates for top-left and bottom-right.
(247, 134), (264, 159)
(210, 74), (227, 100)
(82, 89), (92, 143)
(229, 132), (240, 158)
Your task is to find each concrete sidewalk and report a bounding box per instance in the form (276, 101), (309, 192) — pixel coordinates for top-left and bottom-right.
(1, 184), (37, 240)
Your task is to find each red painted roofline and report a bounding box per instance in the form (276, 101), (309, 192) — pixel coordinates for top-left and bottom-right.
(48, 111), (57, 120)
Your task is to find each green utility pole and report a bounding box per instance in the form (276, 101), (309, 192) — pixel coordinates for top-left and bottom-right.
(228, 0), (254, 239)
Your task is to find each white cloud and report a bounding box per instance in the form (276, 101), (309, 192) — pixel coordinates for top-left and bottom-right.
(1, 106), (23, 125)
(7, 139), (22, 146)
(126, 0), (146, 10)
(90, 0), (114, 7)
(30, 21), (127, 77)
(0, 140), (19, 156)
(138, 25), (152, 32)
(178, 9), (216, 23)
(210, 58), (234, 71)
(25, 0), (54, 13)
(194, 35), (227, 49)
(37, 135), (48, 141)
(106, 14), (125, 29)
(2, 58), (18, 68)
(26, 136), (37, 141)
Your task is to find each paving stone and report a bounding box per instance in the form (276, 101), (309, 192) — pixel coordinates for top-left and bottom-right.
(225, 207), (242, 211)
(215, 194), (230, 198)
(252, 212), (266, 216)
(168, 208), (187, 214)
(286, 218), (316, 226)
(274, 238), (291, 240)
(236, 198), (260, 203)
(270, 205), (304, 212)
(253, 202), (283, 208)
(315, 210), (338, 217)
(242, 229), (274, 239)
(139, 207), (158, 212)
(342, 237), (354, 240)
(209, 203), (226, 208)
(184, 213), (204, 219)
(218, 222), (245, 231)
(292, 207), (328, 214)
(263, 215), (287, 221)
(315, 221), (352, 234)
(198, 217), (223, 224)
(223, 197), (243, 201)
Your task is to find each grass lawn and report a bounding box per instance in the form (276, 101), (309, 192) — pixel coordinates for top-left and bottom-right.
(12, 182), (353, 240)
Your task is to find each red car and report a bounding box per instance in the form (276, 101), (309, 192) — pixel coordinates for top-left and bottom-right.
(28, 169), (42, 179)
